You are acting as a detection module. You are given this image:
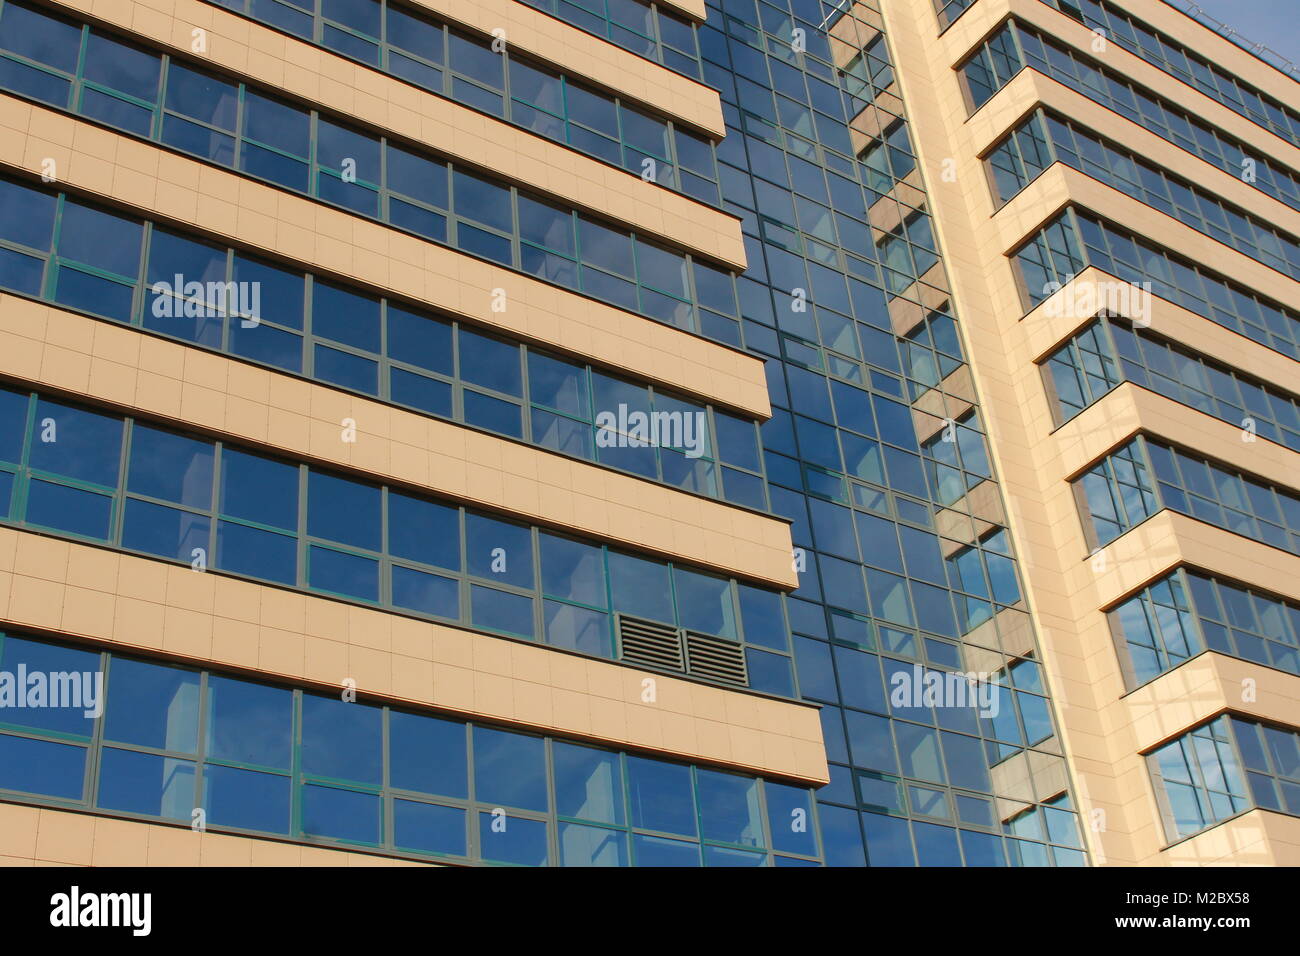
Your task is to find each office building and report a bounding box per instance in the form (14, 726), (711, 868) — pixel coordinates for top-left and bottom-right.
(0, 0), (1293, 866)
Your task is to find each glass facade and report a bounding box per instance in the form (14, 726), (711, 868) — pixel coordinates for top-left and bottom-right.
(1013, 208), (1300, 361)
(1041, 0), (1300, 148)
(988, 110), (1300, 282)
(0, 629), (820, 865)
(1043, 319), (1300, 453)
(0, 0), (739, 339)
(1109, 567), (1300, 687)
(690, 0), (1084, 865)
(1074, 436), (1300, 553)
(959, 20), (1300, 212)
(0, 385), (796, 692)
(1149, 715), (1300, 842)
(0, 174), (768, 507)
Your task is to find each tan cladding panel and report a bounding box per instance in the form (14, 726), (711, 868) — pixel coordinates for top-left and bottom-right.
(946, 0), (1300, 172)
(0, 98), (771, 420)
(0, 529), (830, 785)
(0, 295), (797, 589)
(1124, 654), (1300, 755)
(1088, 511), (1300, 624)
(1027, 271), (1300, 384)
(969, 73), (1300, 241)
(993, 166), (1300, 309)
(46, 0), (743, 269)
(650, 0), (707, 21)
(53, 0), (722, 136)
(1054, 382), (1300, 494)
(406, 0), (714, 120)
(0, 801), (435, 866)
(1157, 810), (1300, 866)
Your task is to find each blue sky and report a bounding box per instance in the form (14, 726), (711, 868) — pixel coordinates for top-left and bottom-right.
(1174, 0), (1300, 73)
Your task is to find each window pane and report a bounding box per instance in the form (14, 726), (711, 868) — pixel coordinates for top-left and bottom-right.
(470, 584), (534, 637)
(215, 520), (296, 585)
(83, 32), (159, 103)
(0, 634), (99, 737)
(472, 726), (547, 811)
(387, 492), (459, 569)
(97, 749), (194, 819)
(204, 765), (290, 833)
(128, 424), (213, 507)
(553, 741), (623, 825)
(206, 675), (292, 769)
(465, 513), (532, 587)
(103, 657), (200, 753)
(390, 711), (467, 798)
(59, 201), (142, 278)
(539, 533), (605, 605)
(312, 282), (380, 353)
(765, 781), (817, 856)
(627, 755), (696, 836)
(25, 479), (112, 539)
(29, 399), (122, 486)
(559, 822), (628, 866)
(387, 306), (452, 375)
(300, 694), (381, 785)
(306, 470), (380, 551)
(453, 170), (512, 233)
(528, 352), (588, 418)
(0, 178), (56, 250)
(220, 449), (298, 530)
(459, 329), (522, 396)
(121, 498), (210, 562)
(478, 811), (548, 865)
(0, 733), (85, 799)
(608, 550), (673, 623)
(392, 565), (459, 619)
(672, 566), (735, 637)
(394, 799), (466, 857)
(632, 833), (700, 866)
(301, 783), (380, 843)
(165, 63), (237, 131)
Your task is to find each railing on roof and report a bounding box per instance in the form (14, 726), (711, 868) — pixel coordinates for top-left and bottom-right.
(1163, 0), (1300, 82)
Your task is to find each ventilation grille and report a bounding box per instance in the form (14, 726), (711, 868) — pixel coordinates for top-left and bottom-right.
(615, 615), (748, 688)
(684, 631), (748, 686)
(617, 615), (683, 671)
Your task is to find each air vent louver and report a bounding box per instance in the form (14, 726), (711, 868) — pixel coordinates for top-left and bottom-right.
(684, 631), (748, 686)
(617, 615), (684, 671)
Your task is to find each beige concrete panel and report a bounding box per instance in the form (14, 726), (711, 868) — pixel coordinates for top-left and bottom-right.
(1157, 810), (1300, 866)
(993, 166), (1300, 309)
(944, 0), (1300, 172)
(639, 0), (705, 19)
(0, 98), (771, 419)
(1053, 382), (1300, 493)
(53, 0), (723, 135)
(0, 295), (797, 588)
(1023, 268), (1300, 385)
(0, 801), (435, 866)
(373, 0), (717, 130)
(44, 0), (743, 268)
(1124, 653), (1300, 754)
(0, 528), (829, 784)
(966, 73), (1300, 240)
(1091, 511), (1300, 620)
